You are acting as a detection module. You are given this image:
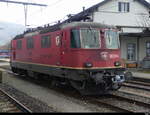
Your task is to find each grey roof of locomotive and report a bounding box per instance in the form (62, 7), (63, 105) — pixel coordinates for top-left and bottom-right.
(13, 22), (116, 40)
(60, 22), (115, 29)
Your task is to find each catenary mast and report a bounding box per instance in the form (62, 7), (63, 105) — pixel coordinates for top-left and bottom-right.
(0, 0), (47, 27)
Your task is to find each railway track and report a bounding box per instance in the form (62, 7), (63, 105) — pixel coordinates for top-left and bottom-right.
(123, 80), (150, 91)
(2, 68), (150, 112)
(126, 80), (150, 87)
(91, 94), (150, 113)
(132, 77), (150, 84)
(0, 89), (32, 113)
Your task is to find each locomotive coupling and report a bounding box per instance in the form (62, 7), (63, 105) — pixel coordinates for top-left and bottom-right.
(112, 75), (125, 83)
(91, 72), (125, 85)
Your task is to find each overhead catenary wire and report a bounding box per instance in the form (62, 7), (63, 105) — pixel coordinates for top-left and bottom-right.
(9, 0), (103, 27)
(12, 0), (64, 27)
(0, 0), (103, 28)
(0, 0), (47, 27)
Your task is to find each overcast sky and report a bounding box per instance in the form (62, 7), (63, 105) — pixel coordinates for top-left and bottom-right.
(0, 0), (150, 27)
(0, 0), (103, 27)
(0, 0), (150, 46)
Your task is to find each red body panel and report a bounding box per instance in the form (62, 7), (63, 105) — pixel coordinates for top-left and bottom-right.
(11, 27), (124, 69)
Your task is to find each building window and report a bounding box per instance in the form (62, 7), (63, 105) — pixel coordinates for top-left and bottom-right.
(146, 42), (150, 57)
(27, 38), (34, 49)
(127, 43), (136, 61)
(17, 40), (22, 49)
(41, 35), (51, 48)
(118, 2), (130, 12)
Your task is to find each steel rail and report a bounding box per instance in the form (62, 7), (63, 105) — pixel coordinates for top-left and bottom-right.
(122, 82), (150, 91)
(126, 80), (150, 87)
(92, 96), (150, 113)
(132, 77), (150, 84)
(107, 93), (150, 113)
(111, 91), (150, 105)
(0, 89), (32, 113)
(90, 98), (132, 113)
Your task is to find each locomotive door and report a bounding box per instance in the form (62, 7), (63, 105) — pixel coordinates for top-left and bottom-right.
(55, 31), (69, 67)
(59, 31), (69, 67)
(55, 32), (66, 66)
(11, 41), (16, 60)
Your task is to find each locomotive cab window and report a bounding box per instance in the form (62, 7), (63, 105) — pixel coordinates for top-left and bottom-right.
(27, 38), (34, 49)
(71, 29), (100, 49)
(41, 35), (51, 48)
(105, 30), (120, 49)
(17, 40), (22, 49)
(71, 29), (81, 48)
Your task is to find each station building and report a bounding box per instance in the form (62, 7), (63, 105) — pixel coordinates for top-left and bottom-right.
(65, 0), (150, 68)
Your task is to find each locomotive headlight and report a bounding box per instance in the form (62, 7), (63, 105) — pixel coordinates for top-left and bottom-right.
(114, 61), (121, 66)
(84, 62), (93, 68)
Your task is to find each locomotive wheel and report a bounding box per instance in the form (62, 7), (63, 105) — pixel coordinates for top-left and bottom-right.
(69, 80), (108, 95)
(69, 80), (86, 90)
(11, 67), (17, 73)
(50, 79), (59, 88)
(112, 83), (121, 90)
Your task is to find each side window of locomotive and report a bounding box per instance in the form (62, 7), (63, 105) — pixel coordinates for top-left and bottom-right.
(27, 38), (34, 49)
(70, 29), (81, 48)
(55, 35), (62, 47)
(17, 40), (22, 49)
(105, 30), (120, 49)
(41, 35), (51, 48)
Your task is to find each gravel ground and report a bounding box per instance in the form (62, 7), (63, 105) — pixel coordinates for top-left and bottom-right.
(1, 70), (118, 113)
(2, 63), (150, 113)
(0, 84), (55, 112)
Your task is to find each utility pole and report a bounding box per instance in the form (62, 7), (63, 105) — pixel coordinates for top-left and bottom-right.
(0, 0), (47, 27)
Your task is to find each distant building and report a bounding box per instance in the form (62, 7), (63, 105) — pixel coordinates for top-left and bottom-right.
(0, 49), (10, 58)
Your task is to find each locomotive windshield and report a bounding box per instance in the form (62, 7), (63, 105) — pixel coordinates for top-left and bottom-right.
(105, 30), (120, 49)
(71, 29), (100, 49)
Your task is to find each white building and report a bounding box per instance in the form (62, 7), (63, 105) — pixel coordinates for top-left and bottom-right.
(66, 0), (150, 68)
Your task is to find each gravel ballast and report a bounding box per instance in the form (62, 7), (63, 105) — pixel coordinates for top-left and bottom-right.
(1, 70), (115, 112)
(0, 83), (55, 112)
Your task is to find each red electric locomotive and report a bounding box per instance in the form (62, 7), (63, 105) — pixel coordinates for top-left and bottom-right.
(10, 22), (126, 95)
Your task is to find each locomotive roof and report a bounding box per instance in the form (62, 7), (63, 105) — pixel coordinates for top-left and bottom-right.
(13, 22), (115, 40)
(60, 22), (115, 29)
